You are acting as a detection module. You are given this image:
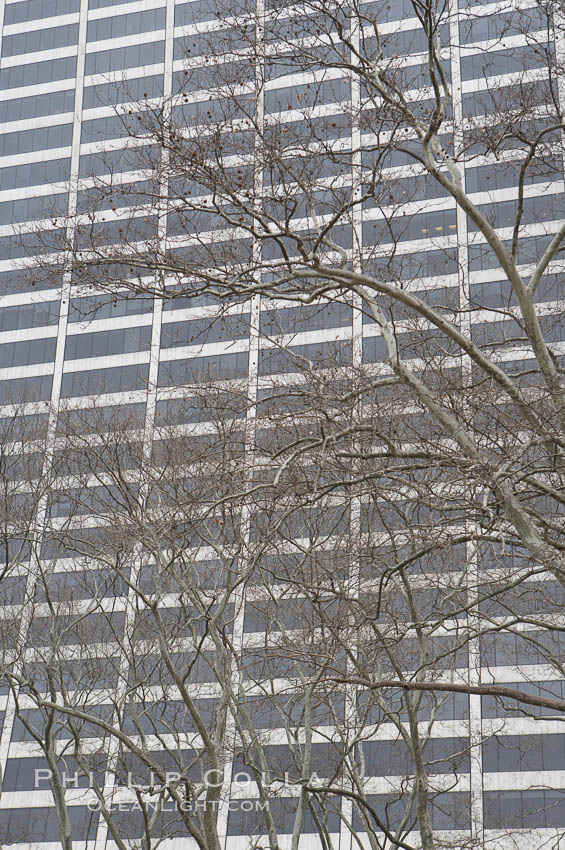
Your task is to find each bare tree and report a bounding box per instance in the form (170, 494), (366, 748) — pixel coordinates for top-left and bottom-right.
(60, 0), (565, 584)
(1, 355), (565, 850)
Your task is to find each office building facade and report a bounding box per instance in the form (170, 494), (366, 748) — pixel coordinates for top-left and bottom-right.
(0, 0), (564, 848)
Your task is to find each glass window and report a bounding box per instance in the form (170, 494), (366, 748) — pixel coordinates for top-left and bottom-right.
(480, 579), (565, 616)
(0, 158), (70, 191)
(0, 56), (77, 90)
(77, 179), (154, 214)
(80, 112), (150, 144)
(360, 738), (470, 777)
(265, 78), (350, 114)
(467, 233), (552, 271)
(480, 629), (565, 666)
(0, 301), (59, 332)
(358, 0), (416, 24)
(106, 802), (193, 839)
(157, 352), (249, 385)
(358, 689), (469, 723)
(459, 7), (550, 44)
(87, 8), (165, 42)
(260, 303), (351, 335)
(0, 374), (52, 404)
(84, 40), (164, 74)
(228, 795), (341, 836)
(352, 793), (470, 832)
(4, 0), (80, 25)
(83, 74), (163, 109)
(79, 144), (156, 178)
(48, 482), (134, 517)
(0, 266), (63, 295)
(0, 806), (98, 844)
(468, 194), (565, 231)
(362, 248), (458, 281)
(56, 401), (146, 434)
(0, 337), (56, 368)
(29, 611), (125, 646)
(34, 567), (129, 600)
(0, 89), (75, 123)
(484, 790), (565, 828)
(463, 79), (553, 119)
(0, 124), (73, 157)
(363, 325), (459, 363)
(238, 693), (344, 729)
(461, 42), (554, 81)
(161, 314), (250, 348)
(362, 172), (450, 208)
(0, 575), (28, 606)
(61, 363), (149, 397)
(174, 0), (227, 26)
(360, 58), (451, 104)
(172, 60), (253, 95)
(75, 216), (157, 248)
(23, 656), (119, 690)
(89, 0), (154, 7)
(64, 326), (152, 360)
(1, 24), (78, 57)
(0, 411), (47, 444)
(232, 742), (344, 781)
(4, 755), (105, 791)
(154, 391), (247, 425)
(483, 734), (565, 772)
(121, 698), (215, 735)
(258, 340), (352, 376)
(68, 295), (153, 322)
(11, 704), (113, 741)
(126, 650), (217, 684)
(465, 154), (561, 192)
(363, 208), (457, 246)
(0, 230), (66, 261)
(0, 193), (68, 225)
(361, 26), (434, 60)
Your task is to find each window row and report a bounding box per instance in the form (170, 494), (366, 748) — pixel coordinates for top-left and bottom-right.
(157, 352), (249, 386)
(0, 124), (72, 158)
(484, 790), (565, 829)
(60, 363), (149, 397)
(0, 337), (55, 369)
(363, 209), (457, 246)
(0, 792), (560, 841)
(1, 24), (78, 58)
(0, 807), (97, 845)
(0, 300), (59, 333)
(0, 56), (76, 90)
(459, 6), (551, 45)
(83, 74), (163, 110)
(483, 734), (565, 773)
(0, 89), (75, 124)
(0, 373), (52, 404)
(0, 157), (71, 191)
(64, 326), (152, 360)
(89, 0), (144, 7)
(482, 680), (565, 717)
(4, 0), (79, 25)
(461, 41), (554, 81)
(86, 9), (165, 42)
(0, 192), (68, 226)
(84, 40), (164, 75)
(0, 265), (62, 294)
(79, 145), (156, 178)
(480, 629), (565, 667)
(68, 295), (153, 322)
